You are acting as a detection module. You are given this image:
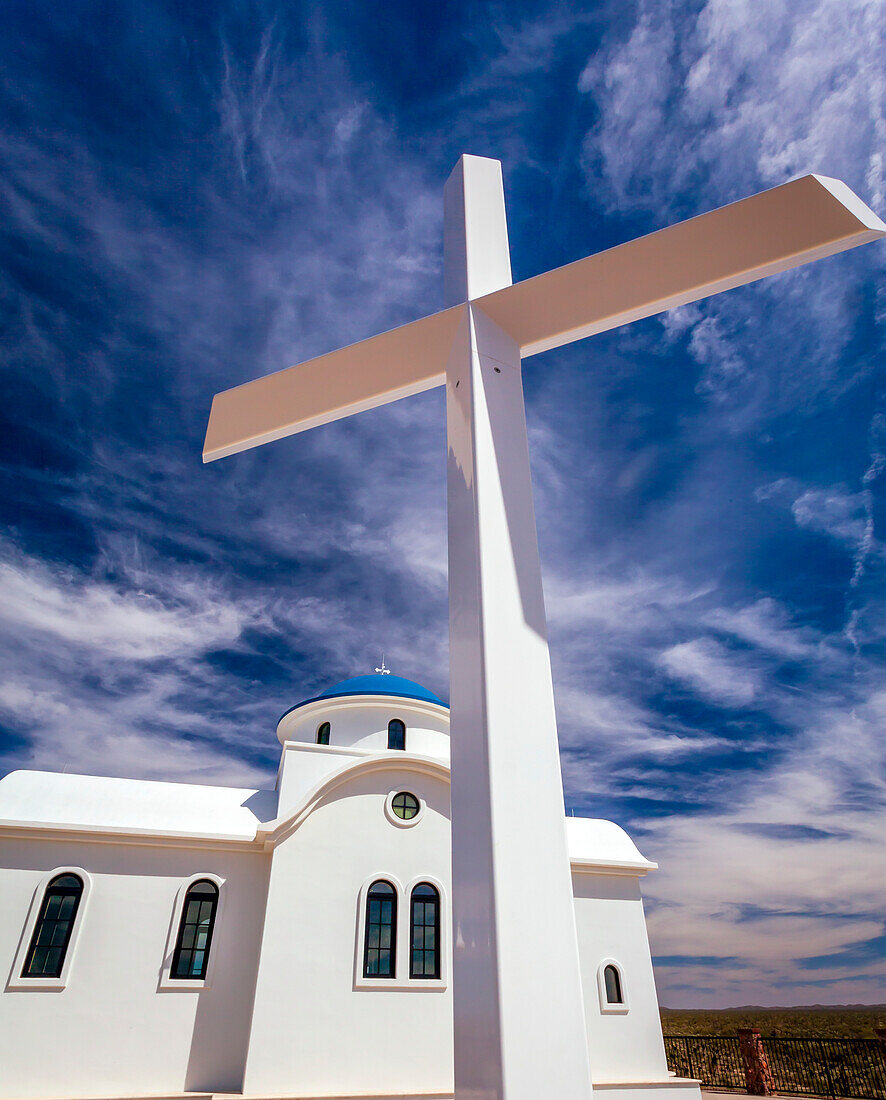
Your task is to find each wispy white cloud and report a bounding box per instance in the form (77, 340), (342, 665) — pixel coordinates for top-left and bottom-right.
(578, 0), (885, 425)
(705, 598), (819, 661)
(644, 679), (886, 1006)
(659, 637), (761, 706)
(579, 0), (885, 214)
(0, 551), (247, 660)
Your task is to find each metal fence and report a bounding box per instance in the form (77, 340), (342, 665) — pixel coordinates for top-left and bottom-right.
(664, 1035), (886, 1100)
(665, 1035), (747, 1090)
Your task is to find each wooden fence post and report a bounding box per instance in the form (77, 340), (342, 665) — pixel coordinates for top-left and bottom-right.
(737, 1028), (774, 1096)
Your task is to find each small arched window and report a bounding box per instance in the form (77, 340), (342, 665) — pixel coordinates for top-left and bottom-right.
(363, 880), (397, 978)
(410, 883), (440, 979)
(22, 873), (83, 978)
(316, 721), (330, 745)
(603, 963), (623, 1005)
(388, 718), (406, 751)
(171, 880), (219, 980)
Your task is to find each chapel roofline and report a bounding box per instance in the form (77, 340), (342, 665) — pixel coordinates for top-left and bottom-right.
(0, 757), (656, 874)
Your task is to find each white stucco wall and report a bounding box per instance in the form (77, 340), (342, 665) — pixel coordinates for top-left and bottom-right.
(0, 689), (684, 1100)
(0, 835), (269, 1099)
(244, 761), (454, 1098)
(573, 870), (670, 1084)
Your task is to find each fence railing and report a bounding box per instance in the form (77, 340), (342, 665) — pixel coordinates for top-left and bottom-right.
(665, 1034), (747, 1090)
(664, 1034), (886, 1100)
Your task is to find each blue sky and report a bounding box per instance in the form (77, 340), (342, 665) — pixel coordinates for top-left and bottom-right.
(1, 1), (884, 1008)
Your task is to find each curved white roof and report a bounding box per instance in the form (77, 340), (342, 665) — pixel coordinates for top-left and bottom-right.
(565, 816), (656, 872)
(0, 770), (277, 842)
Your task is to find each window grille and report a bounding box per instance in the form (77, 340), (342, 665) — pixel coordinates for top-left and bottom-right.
(410, 883), (440, 979)
(363, 880), (397, 978)
(22, 874), (83, 978)
(171, 880), (219, 980)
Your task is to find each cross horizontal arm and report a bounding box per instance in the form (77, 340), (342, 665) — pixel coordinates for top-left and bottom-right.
(475, 174), (886, 357)
(203, 305), (463, 462)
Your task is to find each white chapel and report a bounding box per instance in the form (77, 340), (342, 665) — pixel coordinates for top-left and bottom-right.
(0, 671), (699, 1100)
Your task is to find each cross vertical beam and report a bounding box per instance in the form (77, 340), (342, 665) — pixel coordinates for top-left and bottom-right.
(445, 156), (594, 1100)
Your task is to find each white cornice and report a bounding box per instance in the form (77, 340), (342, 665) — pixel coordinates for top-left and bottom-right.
(0, 821), (258, 853)
(570, 857), (657, 877)
(0, 750), (655, 876)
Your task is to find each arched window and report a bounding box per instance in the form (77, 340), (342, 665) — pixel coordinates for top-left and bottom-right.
(316, 721), (330, 745)
(171, 880), (219, 980)
(410, 883), (440, 979)
(363, 880), (397, 978)
(22, 873), (83, 978)
(388, 718), (406, 751)
(603, 963), (623, 1005)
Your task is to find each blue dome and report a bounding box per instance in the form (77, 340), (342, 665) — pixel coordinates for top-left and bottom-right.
(318, 674), (446, 707)
(277, 674), (448, 726)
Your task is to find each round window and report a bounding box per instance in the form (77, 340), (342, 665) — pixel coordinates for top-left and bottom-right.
(391, 792), (420, 820)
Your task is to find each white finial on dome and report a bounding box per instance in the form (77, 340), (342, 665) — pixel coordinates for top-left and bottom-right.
(375, 655), (391, 675)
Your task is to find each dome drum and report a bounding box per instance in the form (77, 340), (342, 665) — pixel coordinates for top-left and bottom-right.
(276, 675), (450, 758)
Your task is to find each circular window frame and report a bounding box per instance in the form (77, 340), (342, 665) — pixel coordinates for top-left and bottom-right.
(384, 789), (425, 828)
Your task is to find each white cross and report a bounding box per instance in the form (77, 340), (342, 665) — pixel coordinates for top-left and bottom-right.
(203, 157), (883, 1099)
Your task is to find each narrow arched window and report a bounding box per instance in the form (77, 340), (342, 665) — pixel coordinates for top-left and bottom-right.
(604, 963), (623, 1005)
(388, 718), (406, 751)
(316, 721), (330, 745)
(410, 883), (440, 979)
(363, 880), (396, 978)
(22, 873), (83, 978)
(171, 880), (218, 980)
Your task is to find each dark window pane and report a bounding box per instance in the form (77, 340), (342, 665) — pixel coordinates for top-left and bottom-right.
(410, 884), (440, 979)
(604, 965), (623, 1004)
(27, 946), (47, 974)
(316, 722), (330, 745)
(171, 880), (218, 980)
(22, 874), (83, 979)
(363, 880), (397, 978)
(392, 792), (420, 820)
(387, 719), (406, 751)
